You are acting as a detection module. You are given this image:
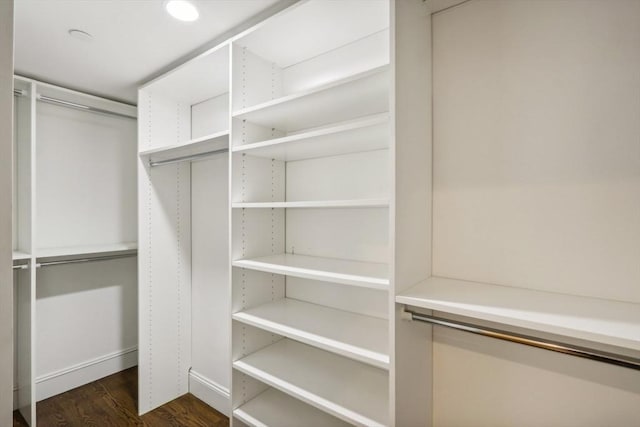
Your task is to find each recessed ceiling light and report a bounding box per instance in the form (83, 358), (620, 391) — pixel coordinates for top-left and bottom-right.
(68, 29), (93, 41)
(165, 0), (199, 22)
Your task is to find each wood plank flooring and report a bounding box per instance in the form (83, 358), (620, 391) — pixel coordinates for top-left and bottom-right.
(13, 367), (229, 426)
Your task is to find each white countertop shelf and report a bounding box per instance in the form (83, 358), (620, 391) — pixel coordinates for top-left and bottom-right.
(233, 298), (389, 369)
(232, 253), (389, 290)
(234, 388), (352, 427)
(12, 251), (31, 261)
(396, 276), (640, 352)
(36, 242), (138, 259)
(139, 130), (229, 164)
(233, 339), (388, 427)
(232, 199), (389, 209)
(232, 66), (389, 132)
(232, 114), (389, 162)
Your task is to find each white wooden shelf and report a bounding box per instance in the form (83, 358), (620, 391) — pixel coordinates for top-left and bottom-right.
(396, 276), (640, 352)
(234, 388), (351, 427)
(233, 339), (388, 427)
(233, 298), (389, 369)
(232, 66), (389, 132)
(36, 242), (138, 259)
(138, 130), (229, 164)
(232, 114), (389, 161)
(232, 253), (388, 290)
(232, 199), (388, 209)
(13, 251), (31, 261)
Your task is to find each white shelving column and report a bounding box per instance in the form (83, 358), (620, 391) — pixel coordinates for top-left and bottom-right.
(389, 1), (434, 426)
(12, 76), (139, 426)
(13, 77), (36, 426)
(229, 1), (395, 425)
(138, 43), (231, 414)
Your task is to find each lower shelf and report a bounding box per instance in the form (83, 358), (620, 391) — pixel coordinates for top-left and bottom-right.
(234, 388), (351, 427)
(232, 298), (389, 369)
(233, 339), (388, 427)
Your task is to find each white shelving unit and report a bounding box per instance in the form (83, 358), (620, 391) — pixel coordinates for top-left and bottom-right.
(225, 1), (419, 425)
(139, 1), (434, 425)
(233, 339), (389, 427)
(12, 76), (138, 427)
(138, 42), (232, 415)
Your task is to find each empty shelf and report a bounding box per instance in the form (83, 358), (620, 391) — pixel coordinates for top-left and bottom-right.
(232, 114), (389, 161)
(396, 276), (640, 351)
(233, 66), (389, 132)
(139, 130), (229, 164)
(36, 242), (138, 259)
(234, 388), (352, 427)
(12, 251), (31, 261)
(232, 253), (388, 290)
(233, 339), (388, 427)
(233, 298), (389, 368)
(232, 199), (388, 209)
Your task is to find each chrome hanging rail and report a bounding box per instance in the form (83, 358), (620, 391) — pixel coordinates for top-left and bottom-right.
(403, 308), (640, 371)
(14, 87), (135, 120)
(12, 264), (29, 270)
(148, 148), (229, 167)
(37, 252), (137, 268)
(36, 94), (136, 120)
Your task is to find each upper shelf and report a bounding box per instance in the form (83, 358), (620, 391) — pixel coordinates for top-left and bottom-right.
(233, 298), (389, 369)
(36, 242), (138, 260)
(396, 276), (640, 352)
(234, 0), (388, 69)
(233, 339), (389, 427)
(12, 251), (31, 261)
(141, 43), (229, 105)
(232, 253), (389, 290)
(139, 130), (229, 165)
(232, 114), (389, 162)
(232, 66), (389, 132)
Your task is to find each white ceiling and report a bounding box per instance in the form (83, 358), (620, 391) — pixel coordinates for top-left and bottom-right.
(14, 0), (285, 104)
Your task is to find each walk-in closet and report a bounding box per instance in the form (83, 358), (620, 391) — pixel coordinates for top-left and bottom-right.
(3, 0), (640, 426)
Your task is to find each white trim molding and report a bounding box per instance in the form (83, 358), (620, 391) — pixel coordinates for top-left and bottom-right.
(188, 369), (230, 417)
(36, 347), (138, 401)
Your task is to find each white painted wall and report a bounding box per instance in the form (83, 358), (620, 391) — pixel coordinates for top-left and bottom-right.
(0, 1), (15, 424)
(35, 257), (138, 401)
(432, 1), (640, 425)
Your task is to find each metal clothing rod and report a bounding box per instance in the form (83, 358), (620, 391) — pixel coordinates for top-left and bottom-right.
(403, 308), (640, 371)
(14, 88), (25, 97)
(149, 148), (229, 167)
(12, 264), (28, 270)
(36, 94), (136, 120)
(37, 253), (137, 268)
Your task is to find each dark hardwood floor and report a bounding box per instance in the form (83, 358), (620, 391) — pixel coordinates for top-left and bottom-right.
(13, 367), (229, 426)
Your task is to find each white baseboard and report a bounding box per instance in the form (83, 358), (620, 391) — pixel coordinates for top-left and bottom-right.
(36, 347), (138, 402)
(189, 370), (230, 417)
